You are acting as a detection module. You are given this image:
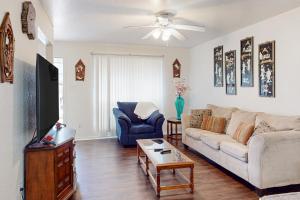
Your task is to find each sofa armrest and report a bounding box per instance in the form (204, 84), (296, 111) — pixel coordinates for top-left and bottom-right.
(181, 114), (191, 144)
(248, 130), (300, 189)
(146, 111), (165, 130)
(113, 108), (132, 127)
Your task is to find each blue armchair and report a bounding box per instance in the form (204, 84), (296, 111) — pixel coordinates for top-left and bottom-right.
(113, 102), (165, 146)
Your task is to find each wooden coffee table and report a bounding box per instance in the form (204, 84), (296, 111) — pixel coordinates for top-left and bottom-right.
(137, 139), (194, 197)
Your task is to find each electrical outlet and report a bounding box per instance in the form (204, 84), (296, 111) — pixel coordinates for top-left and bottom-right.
(19, 187), (24, 200)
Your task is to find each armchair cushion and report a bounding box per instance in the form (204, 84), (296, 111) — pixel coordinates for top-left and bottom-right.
(130, 123), (154, 134)
(117, 102), (142, 123)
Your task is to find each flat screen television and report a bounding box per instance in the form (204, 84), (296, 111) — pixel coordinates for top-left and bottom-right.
(36, 54), (59, 142)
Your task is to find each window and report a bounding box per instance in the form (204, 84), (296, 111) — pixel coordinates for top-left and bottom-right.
(54, 57), (64, 123)
(93, 54), (163, 138)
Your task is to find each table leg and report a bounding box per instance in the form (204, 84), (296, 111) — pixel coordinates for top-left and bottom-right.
(175, 124), (178, 146)
(172, 169), (176, 175)
(156, 168), (161, 197)
(171, 123), (173, 142)
(167, 122), (169, 141)
(190, 166), (194, 193)
(146, 155), (149, 176)
(137, 144), (140, 164)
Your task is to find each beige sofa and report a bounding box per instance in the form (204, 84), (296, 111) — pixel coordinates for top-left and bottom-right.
(182, 104), (300, 193)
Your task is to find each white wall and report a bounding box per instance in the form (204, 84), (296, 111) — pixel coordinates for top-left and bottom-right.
(54, 42), (190, 140)
(0, 0), (53, 199)
(189, 7), (300, 115)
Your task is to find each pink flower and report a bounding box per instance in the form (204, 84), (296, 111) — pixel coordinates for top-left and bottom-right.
(174, 78), (188, 96)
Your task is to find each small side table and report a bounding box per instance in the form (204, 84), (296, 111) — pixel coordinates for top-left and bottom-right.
(167, 117), (182, 146)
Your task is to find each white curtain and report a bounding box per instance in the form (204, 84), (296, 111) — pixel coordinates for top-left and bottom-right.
(93, 54), (163, 138)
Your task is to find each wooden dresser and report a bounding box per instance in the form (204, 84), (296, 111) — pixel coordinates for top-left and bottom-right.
(25, 127), (76, 200)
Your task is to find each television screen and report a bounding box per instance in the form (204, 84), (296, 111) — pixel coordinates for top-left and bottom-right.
(36, 54), (59, 142)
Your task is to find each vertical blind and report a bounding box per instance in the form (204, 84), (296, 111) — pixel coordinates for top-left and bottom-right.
(93, 54), (163, 138)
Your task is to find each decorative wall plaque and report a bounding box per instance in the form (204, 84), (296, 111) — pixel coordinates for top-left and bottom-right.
(225, 50), (236, 95)
(0, 13), (15, 83)
(214, 46), (223, 87)
(258, 41), (275, 97)
(173, 59), (181, 78)
(75, 59), (85, 81)
(240, 37), (254, 87)
(21, 1), (36, 40)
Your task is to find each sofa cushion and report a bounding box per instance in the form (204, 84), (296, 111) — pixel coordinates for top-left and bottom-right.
(226, 110), (257, 136)
(207, 104), (238, 120)
(220, 142), (248, 162)
(185, 128), (219, 141)
(201, 134), (236, 150)
(190, 109), (212, 128)
(255, 113), (300, 131)
(130, 123), (154, 134)
(117, 102), (142, 123)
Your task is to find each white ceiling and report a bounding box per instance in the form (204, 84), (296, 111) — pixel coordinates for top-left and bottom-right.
(40, 0), (300, 48)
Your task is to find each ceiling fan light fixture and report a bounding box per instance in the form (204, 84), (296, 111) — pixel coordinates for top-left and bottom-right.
(152, 29), (161, 39)
(162, 29), (171, 41)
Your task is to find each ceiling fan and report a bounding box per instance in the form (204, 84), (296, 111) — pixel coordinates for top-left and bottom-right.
(124, 10), (205, 41)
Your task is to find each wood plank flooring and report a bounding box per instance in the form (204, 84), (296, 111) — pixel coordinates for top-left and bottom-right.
(72, 138), (258, 200)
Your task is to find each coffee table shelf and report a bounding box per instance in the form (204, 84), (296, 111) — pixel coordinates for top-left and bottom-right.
(137, 139), (194, 197)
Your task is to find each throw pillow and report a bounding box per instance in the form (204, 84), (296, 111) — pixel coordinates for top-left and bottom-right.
(190, 109), (212, 128)
(201, 115), (211, 130)
(209, 117), (226, 133)
(233, 122), (254, 145)
(253, 120), (276, 135)
(201, 116), (226, 133)
(226, 110), (257, 136)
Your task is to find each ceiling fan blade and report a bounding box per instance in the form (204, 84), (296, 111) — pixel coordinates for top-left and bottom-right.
(169, 29), (186, 41)
(142, 29), (158, 39)
(170, 24), (205, 32)
(124, 24), (159, 29)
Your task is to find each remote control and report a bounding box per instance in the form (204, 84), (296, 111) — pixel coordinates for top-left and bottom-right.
(154, 148), (163, 152)
(160, 150), (171, 154)
(152, 139), (164, 144)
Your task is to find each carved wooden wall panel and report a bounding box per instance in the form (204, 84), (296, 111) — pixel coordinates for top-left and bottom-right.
(75, 59), (85, 81)
(173, 59), (181, 78)
(0, 12), (15, 83)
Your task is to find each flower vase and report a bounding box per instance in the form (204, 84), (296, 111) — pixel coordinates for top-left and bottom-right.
(175, 95), (184, 120)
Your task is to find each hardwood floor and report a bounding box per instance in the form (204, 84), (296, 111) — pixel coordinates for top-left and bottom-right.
(72, 138), (258, 200)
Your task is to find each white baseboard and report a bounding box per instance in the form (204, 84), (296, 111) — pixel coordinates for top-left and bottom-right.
(75, 136), (117, 141)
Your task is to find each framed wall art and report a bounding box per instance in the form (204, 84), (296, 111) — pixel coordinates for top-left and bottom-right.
(225, 50), (236, 95)
(214, 46), (223, 87)
(75, 59), (86, 81)
(240, 37), (253, 87)
(173, 59), (181, 78)
(0, 12), (15, 83)
(258, 41), (275, 97)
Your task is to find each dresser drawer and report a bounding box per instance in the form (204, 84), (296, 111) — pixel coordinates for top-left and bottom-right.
(55, 141), (74, 197)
